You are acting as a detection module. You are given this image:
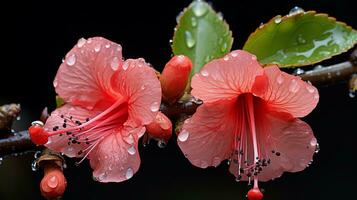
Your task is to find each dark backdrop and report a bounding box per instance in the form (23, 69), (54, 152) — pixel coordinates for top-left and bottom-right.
(1, 0), (356, 199)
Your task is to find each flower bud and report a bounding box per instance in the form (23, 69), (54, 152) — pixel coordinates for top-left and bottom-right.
(40, 164), (67, 199)
(160, 55), (192, 104)
(146, 112), (172, 143)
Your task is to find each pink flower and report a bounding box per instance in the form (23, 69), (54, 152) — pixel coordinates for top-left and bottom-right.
(43, 37), (161, 182)
(177, 50), (319, 194)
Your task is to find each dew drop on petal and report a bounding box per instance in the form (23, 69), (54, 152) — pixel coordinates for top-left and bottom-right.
(294, 68), (305, 75)
(47, 175), (58, 189)
(77, 38), (86, 48)
(125, 168), (134, 179)
(122, 62), (129, 71)
(200, 69), (209, 77)
(289, 79), (300, 93)
(66, 54), (76, 66)
(87, 38), (92, 44)
(110, 57), (120, 71)
(221, 42), (227, 52)
(231, 52), (238, 57)
(200, 161), (208, 168)
(178, 129), (189, 142)
(223, 56), (229, 61)
(150, 102), (160, 112)
(116, 45), (122, 52)
(185, 31), (195, 48)
(141, 84), (146, 90)
(251, 55), (257, 61)
(94, 44), (101, 52)
(105, 44), (111, 48)
(310, 138), (317, 146)
(53, 79), (58, 87)
(127, 146), (136, 155)
(192, 0), (208, 17)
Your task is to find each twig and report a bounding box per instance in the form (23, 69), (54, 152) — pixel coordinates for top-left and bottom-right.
(1, 56), (356, 156)
(0, 130), (41, 157)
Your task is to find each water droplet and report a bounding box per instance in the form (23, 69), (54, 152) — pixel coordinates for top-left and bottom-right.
(217, 12), (223, 20)
(274, 17), (282, 24)
(77, 38), (86, 48)
(124, 134), (135, 144)
(314, 93), (319, 99)
(191, 17), (197, 27)
(31, 161), (38, 171)
(259, 22), (264, 29)
(296, 34), (306, 44)
(251, 55), (257, 61)
(231, 52), (238, 57)
(178, 129), (189, 142)
(141, 84), (146, 90)
(314, 65), (323, 70)
(192, 0), (208, 17)
(86, 38), (92, 43)
(310, 138), (317, 146)
(34, 151), (42, 159)
(289, 79), (300, 93)
(306, 84), (315, 93)
(223, 56), (229, 61)
(122, 62), (129, 71)
(48, 175), (58, 188)
(53, 79), (58, 87)
(349, 90), (356, 98)
(110, 57), (120, 71)
(200, 69), (209, 77)
(66, 54), (76, 66)
(169, 39), (173, 45)
(115, 46), (121, 52)
(288, 6), (304, 16)
(105, 44), (111, 48)
(94, 44), (101, 52)
(185, 31), (195, 48)
(0, 157), (3, 165)
(125, 168), (134, 179)
(127, 146), (136, 155)
(221, 42), (227, 52)
(293, 68), (305, 75)
(315, 143), (320, 153)
(150, 102), (160, 112)
(157, 140), (167, 148)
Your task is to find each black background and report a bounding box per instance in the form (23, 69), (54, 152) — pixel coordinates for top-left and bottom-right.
(1, 0), (356, 199)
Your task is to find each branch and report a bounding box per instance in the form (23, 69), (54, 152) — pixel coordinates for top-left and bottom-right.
(0, 130), (41, 157)
(1, 52), (356, 156)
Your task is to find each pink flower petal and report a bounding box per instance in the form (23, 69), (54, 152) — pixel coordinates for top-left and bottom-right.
(229, 104), (317, 181)
(110, 59), (161, 126)
(89, 126), (143, 182)
(44, 104), (101, 157)
(254, 66), (319, 118)
(191, 50), (263, 103)
(55, 37), (123, 110)
(177, 99), (237, 168)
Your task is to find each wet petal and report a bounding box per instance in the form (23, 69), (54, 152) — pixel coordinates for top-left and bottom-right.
(55, 37), (123, 110)
(177, 99), (236, 168)
(89, 126), (142, 183)
(110, 59), (161, 126)
(255, 66), (319, 118)
(191, 50), (263, 103)
(44, 104), (101, 157)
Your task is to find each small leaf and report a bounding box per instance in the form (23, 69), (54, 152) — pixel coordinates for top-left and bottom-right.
(243, 11), (357, 67)
(172, 0), (233, 78)
(56, 96), (65, 108)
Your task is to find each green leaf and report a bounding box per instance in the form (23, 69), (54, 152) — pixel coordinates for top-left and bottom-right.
(243, 11), (357, 67)
(56, 96), (65, 108)
(172, 0), (233, 78)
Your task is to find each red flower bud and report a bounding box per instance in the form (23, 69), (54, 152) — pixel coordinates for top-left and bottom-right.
(146, 112), (172, 142)
(29, 122), (49, 145)
(160, 55), (192, 104)
(40, 164), (67, 199)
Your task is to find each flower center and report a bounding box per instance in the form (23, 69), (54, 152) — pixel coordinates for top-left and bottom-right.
(45, 96), (128, 162)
